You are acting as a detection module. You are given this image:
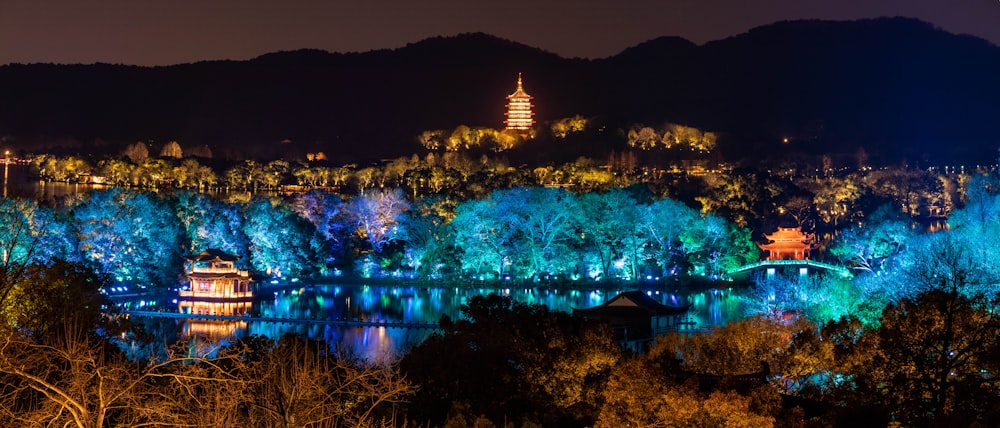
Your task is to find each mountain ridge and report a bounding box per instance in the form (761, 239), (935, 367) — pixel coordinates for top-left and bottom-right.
(1, 17), (997, 166)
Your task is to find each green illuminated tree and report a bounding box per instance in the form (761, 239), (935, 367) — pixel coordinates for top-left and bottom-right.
(578, 189), (640, 279)
(0, 198), (47, 308)
(399, 196), (456, 277)
(1, 261), (107, 338)
(507, 187), (579, 278)
(638, 198), (698, 277)
(451, 195), (517, 278)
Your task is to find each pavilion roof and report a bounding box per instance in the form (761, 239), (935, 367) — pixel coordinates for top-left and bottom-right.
(186, 248), (240, 262)
(758, 241), (818, 250)
(187, 272), (249, 280)
(574, 290), (689, 317)
(762, 226), (815, 243)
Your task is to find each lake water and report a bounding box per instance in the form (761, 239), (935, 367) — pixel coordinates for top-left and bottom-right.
(120, 284), (745, 360)
(2, 163), (106, 201)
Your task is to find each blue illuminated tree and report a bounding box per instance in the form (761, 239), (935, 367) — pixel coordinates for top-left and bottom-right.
(73, 189), (183, 288)
(243, 198), (323, 278)
(0, 198), (79, 270)
(639, 198), (700, 277)
(746, 273), (864, 325)
(347, 188), (410, 254)
(289, 189), (350, 266)
(28, 205), (81, 265)
(452, 187), (579, 280)
(0, 198), (75, 306)
(173, 191), (250, 265)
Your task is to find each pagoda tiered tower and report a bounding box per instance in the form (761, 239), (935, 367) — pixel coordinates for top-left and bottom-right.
(504, 73), (534, 131)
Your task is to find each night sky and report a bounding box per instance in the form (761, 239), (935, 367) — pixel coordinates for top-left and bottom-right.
(1, 0), (998, 66)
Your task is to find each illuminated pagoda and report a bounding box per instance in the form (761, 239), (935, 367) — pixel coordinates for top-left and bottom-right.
(179, 249), (253, 299)
(758, 226), (818, 261)
(504, 73), (534, 131)
(728, 225), (851, 280)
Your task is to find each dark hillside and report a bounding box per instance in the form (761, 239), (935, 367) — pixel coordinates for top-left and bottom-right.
(1, 19), (998, 166)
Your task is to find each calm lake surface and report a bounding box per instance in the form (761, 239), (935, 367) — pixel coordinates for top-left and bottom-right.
(2, 163), (106, 201)
(120, 284), (745, 360)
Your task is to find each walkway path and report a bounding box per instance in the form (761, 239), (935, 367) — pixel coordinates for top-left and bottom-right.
(122, 310), (441, 330)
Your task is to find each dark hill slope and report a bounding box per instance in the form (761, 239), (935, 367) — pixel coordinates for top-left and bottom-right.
(1, 19), (998, 165)
(690, 18), (1000, 165)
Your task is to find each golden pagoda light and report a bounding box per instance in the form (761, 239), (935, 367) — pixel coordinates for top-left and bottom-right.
(504, 73), (534, 131)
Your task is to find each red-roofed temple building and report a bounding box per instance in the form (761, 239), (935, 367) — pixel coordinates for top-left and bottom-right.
(758, 226), (818, 261)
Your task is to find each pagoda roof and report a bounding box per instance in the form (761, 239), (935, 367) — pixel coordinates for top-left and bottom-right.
(186, 248), (240, 262)
(762, 226), (814, 242)
(574, 290), (690, 317)
(507, 73), (532, 99)
(758, 241), (818, 250)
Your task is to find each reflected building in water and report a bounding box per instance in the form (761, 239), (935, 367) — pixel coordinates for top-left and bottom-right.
(178, 300), (251, 338)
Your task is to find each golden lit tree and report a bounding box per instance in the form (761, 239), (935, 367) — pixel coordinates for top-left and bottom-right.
(158, 141), (183, 159)
(550, 115), (587, 138)
(122, 141), (149, 164)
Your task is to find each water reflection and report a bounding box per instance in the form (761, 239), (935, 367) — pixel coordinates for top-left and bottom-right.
(177, 300), (252, 339)
(0, 163), (276, 203)
(1, 164), (109, 202)
(124, 284), (744, 360)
